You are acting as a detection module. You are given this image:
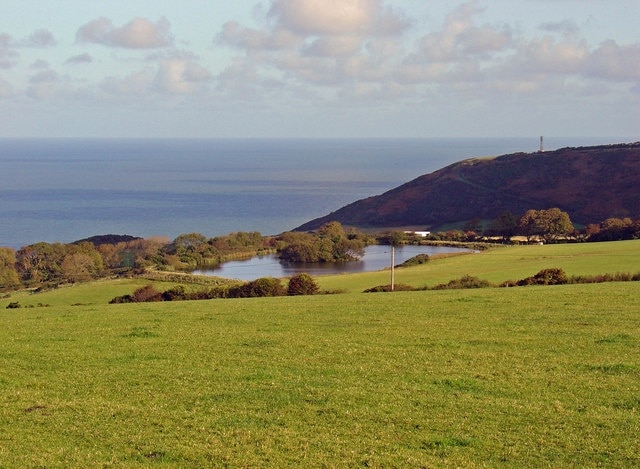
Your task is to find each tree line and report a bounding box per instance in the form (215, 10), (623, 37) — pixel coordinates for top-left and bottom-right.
(2, 211), (639, 293)
(0, 222), (370, 292)
(426, 209), (640, 245)
(109, 272), (320, 304)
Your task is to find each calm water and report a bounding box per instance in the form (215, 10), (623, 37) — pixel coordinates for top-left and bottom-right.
(194, 244), (466, 280)
(0, 137), (619, 249)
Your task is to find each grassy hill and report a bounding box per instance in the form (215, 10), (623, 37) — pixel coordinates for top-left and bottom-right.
(317, 239), (640, 293)
(1, 241), (639, 466)
(297, 142), (640, 231)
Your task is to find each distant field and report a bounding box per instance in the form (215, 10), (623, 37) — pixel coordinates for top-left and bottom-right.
(317, 239), (640, 293)
(1, 284), (639, 467)
(0, 241), (639, 466)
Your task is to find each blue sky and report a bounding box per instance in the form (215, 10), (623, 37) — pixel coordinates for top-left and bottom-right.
(1, 0), (638, 138)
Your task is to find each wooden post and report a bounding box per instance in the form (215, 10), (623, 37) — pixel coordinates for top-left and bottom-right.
(390, 245), (395, 291)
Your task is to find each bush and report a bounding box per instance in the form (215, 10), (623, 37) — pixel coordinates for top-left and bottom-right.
(131, 285), (163, 302)
(109, 294), (133, 304)
(233, 277), (286, 298)
(364, 284), (417, 292)
(432, 275), (492, 290)
(399, 254), (430, 267)
(110, 284), (162, 303)
(287, 273), (319, 296)
(517, 268), (567, 286)
(161, 285), (189, 301)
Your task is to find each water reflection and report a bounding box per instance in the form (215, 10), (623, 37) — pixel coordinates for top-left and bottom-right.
(194, 245), (467, 280)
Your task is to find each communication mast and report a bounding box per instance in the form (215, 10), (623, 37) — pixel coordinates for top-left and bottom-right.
(539, 136), (544, 152)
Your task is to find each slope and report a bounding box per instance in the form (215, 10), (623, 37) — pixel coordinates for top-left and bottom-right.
(297, 142), (640, 231)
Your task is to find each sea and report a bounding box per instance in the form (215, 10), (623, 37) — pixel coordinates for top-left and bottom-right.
(0, 137), (625, 250)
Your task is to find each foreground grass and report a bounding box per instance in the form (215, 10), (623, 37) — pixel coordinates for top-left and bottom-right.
(1, 282), (639, 467)
(317, 239), (640, 293)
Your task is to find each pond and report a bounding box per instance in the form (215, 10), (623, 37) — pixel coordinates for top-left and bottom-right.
(193, 244), (469, 280)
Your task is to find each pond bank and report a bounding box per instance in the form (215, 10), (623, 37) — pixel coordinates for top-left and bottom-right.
(193, 244), (471, 281)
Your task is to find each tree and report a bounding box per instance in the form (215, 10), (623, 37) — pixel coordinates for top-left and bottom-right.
(237, 277), (286, 298)
(488, 211), (518, 243)
(518, 208), (573, 243)
(518, 210), (543, 242)
(61, 252), (97, 283)
(15, 242), (66, 284)
(277, 222), (365, 264)
(538, 208), (574, 242)
(600, 217), (634, 241)
(380, 231), (407, 246)
(317, 221), (347, 242)
(287, 273), (319, 296)
(168, 233), (219, 267)
(279, 241), (319, 263)
(0, 247), (21, 291)
(463, 217), (483, 235)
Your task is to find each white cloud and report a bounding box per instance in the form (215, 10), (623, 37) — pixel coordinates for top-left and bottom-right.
(586, 40), (640, 81)
(30, 59), (50, 69)
(0, 76), (13, 98)
(77, 17), (173, 49)
(26, 69), (61, 100)
(29, 69), (59, 84)
(21, 29), (57, 48)
(0, 29), (57, 69)
(154, 58), (211, 94)
(65, 53), (93, 65)
(0, 33), (18, 68)
(303, 35), (363, 57)
(218, 21), (300, 51)
(4, 1), (639, 137)
(217, 0), (409, 96)
(99, 56), (211, 97)
(268, 0), (409, 36)
(101, 69), (154, 96)
(414, 2), (511, 63)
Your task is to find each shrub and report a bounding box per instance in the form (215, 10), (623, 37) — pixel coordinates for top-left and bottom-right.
(399, 254), (430, 267)
(517, 268), (567, 286)
(109, 294), (133, 304)
(234, 277), (286, 298)
(364, 284), (417, 293)
(161, 285), (188, 301)
(110, 285), (162, 303)
(287, 273), (319, 296)
(131, 285), (163, 302)
(432, 275), (492, 290)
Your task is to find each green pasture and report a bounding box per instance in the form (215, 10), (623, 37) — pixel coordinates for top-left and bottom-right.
(317, 239), (640, 293)
(0, 241), (639, 466)
(1, 287), (639, 466)
(0, 278), (172, 309)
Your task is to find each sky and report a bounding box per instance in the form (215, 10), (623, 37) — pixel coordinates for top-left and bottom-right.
(1, 0), (639, 139)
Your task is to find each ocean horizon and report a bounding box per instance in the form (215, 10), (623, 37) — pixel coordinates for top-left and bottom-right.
(0, 136), (630, 249)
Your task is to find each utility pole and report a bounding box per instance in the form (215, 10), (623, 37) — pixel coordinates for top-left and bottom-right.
(390, 245), (395, 291)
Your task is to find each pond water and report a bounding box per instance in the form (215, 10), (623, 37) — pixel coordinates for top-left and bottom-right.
(193, 244), (468, 280)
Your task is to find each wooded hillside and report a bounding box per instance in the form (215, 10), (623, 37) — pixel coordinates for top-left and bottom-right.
(297, 142), (640, 231)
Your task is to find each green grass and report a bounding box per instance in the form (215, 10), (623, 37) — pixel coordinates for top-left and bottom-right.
(1, 282), (639, 467)
(1, 240), (639, 466)
(0, 278), (175, 309)
(317, 239), (640, 292)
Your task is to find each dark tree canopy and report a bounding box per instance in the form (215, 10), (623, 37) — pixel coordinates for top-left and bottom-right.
(518, 208), (573, 242)
(278, 222), (365, 263)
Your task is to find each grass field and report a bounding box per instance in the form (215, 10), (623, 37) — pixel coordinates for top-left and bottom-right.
(317, 239), (640, 293)
(1, 241), (639, 467)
